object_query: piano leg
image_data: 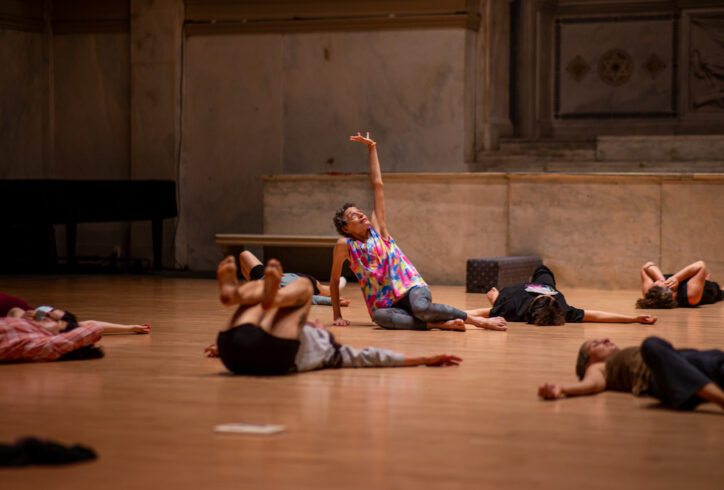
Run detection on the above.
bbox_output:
[66,222,77,268]
[152,218,163,270]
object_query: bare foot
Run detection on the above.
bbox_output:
[217,256,240,306]
[486,287,499,306]
[204,343,219,357]
[261,259,282,310]
[428,318,466,332]
[467,315,507,331]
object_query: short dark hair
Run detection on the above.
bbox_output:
[333,203,357,238]
[59,344,105,361]
[524,296,565,326]
[635,285,677,309]
[575,341,590,380]
[59,311,79,333]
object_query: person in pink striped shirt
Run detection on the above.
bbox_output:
[1,308,149,362]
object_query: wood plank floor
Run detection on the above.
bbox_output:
[1,275,723,490]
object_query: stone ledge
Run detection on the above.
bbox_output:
[597,135,724,162]
[264,172,724,182]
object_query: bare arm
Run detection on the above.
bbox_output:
[538,364,607,399]
[350,132,388,240]
[330,239,351,326]
[82,320,150,334]
[669,261,707,305]
[582,310,657,324]
[403,354,462,367]
[640,261,664,294]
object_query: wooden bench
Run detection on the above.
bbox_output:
[214,234,342,280]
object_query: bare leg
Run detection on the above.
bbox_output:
[465,313,507,331]
[224,261,283,330]
[486,288,499,306]
[261,259,282,310]
[696,382,724,410]
[461,308,507,331]
[218,256,265,306]
[239,250,263,281]
[317,282,331,296]
[427,318,466,331]
[259,276,314,341]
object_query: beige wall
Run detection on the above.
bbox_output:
[53,33,130,179]
[3,0,724,274]
[178,26,471,270]
[264,173,724,288]
[0,28,47,178]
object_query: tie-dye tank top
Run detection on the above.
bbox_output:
[346,227,427,317]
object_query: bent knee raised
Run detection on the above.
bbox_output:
[641,336,670,356]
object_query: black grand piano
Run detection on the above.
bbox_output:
[0,180,177,271]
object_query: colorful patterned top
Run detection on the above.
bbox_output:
[347,227,427,317]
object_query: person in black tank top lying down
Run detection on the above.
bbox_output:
[637,260,724,309]
[537,336,724,411]
[465,265,657,326]
[208,256,463,375]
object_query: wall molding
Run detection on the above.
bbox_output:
[185,0,477,21]
[554,14,678,119]
[0,13,43,32]
[185,13,480,36]
[52,19,129,35]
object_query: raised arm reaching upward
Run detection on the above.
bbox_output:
[350,132,388,240]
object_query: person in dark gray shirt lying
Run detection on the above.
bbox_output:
[538,336,724,411]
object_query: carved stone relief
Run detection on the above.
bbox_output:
[598,49,633,86]
[689,16,724,111]
[642,53,666,80]
[556,16,674,118]
[566,55,590,82]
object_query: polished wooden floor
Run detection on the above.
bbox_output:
[1,275,723,490]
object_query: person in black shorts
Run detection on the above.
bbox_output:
[538,336,724,412]
[465,265,657,326]
[211,256,463,375]
[637,260,724,309]
[238,251,351,307]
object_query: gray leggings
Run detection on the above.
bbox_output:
[372,286,466,330]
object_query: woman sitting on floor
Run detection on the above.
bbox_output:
[537,336,724,411]
[466,265,657,326]
[207,256,462,375]
[328,132,506,332]
[637,261,724,309]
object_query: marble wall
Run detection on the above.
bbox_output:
[178,34,284,271]
[264,173,724,288]
[179,28,470,270]
[281,30,467,175]
[53,33,130,179]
